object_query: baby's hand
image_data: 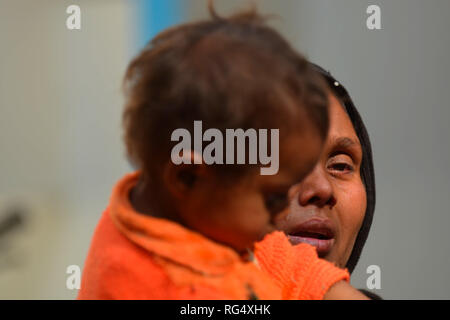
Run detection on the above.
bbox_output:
[253,231,351,300]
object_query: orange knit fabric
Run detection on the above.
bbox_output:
[77,172,349,300]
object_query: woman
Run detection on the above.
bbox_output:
[274,64,379,299]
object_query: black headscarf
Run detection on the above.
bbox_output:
[311,63,376,275]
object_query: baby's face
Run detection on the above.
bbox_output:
[176,128,324,254]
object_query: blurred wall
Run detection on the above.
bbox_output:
[0,0,134,299]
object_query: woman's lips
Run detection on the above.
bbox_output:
[286,219,336,256]
[287,235,335,255]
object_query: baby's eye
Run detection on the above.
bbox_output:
[264,192,288,215]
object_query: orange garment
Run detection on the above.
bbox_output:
[78,172,349,300]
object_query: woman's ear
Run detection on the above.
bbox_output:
[163,150,208,199]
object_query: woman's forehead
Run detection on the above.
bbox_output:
[328,94,360,144]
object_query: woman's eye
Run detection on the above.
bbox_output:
[327,155,355,175]
[264,192,288,215]
[331,163,353,172]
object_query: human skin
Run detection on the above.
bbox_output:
[130,93,369,299]
[275,93,369,299]
[274,93,367,269]
[130,106,325,254]
[324,279,369,300]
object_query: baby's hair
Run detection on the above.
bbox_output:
[123,3,329,185]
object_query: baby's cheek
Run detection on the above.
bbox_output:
[247,212,273,240]
[228,206,269,243]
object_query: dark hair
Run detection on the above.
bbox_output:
[122,7,329,185]
[311,63,376,275]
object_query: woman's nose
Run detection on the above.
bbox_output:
[294,165,336,208]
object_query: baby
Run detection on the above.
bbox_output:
[78,6,359,300]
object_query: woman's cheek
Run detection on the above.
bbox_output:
[335,179,366,267]
[338,182,367,265]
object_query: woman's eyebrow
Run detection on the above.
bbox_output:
[330,136,363,160]
[334,137,360,149]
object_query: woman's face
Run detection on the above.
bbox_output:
[274,93,367,268]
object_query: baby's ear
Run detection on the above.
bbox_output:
[162,150,208,199]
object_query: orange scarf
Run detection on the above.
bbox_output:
[78,172,349,300]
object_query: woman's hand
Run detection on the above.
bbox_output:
[323,281,370,300]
